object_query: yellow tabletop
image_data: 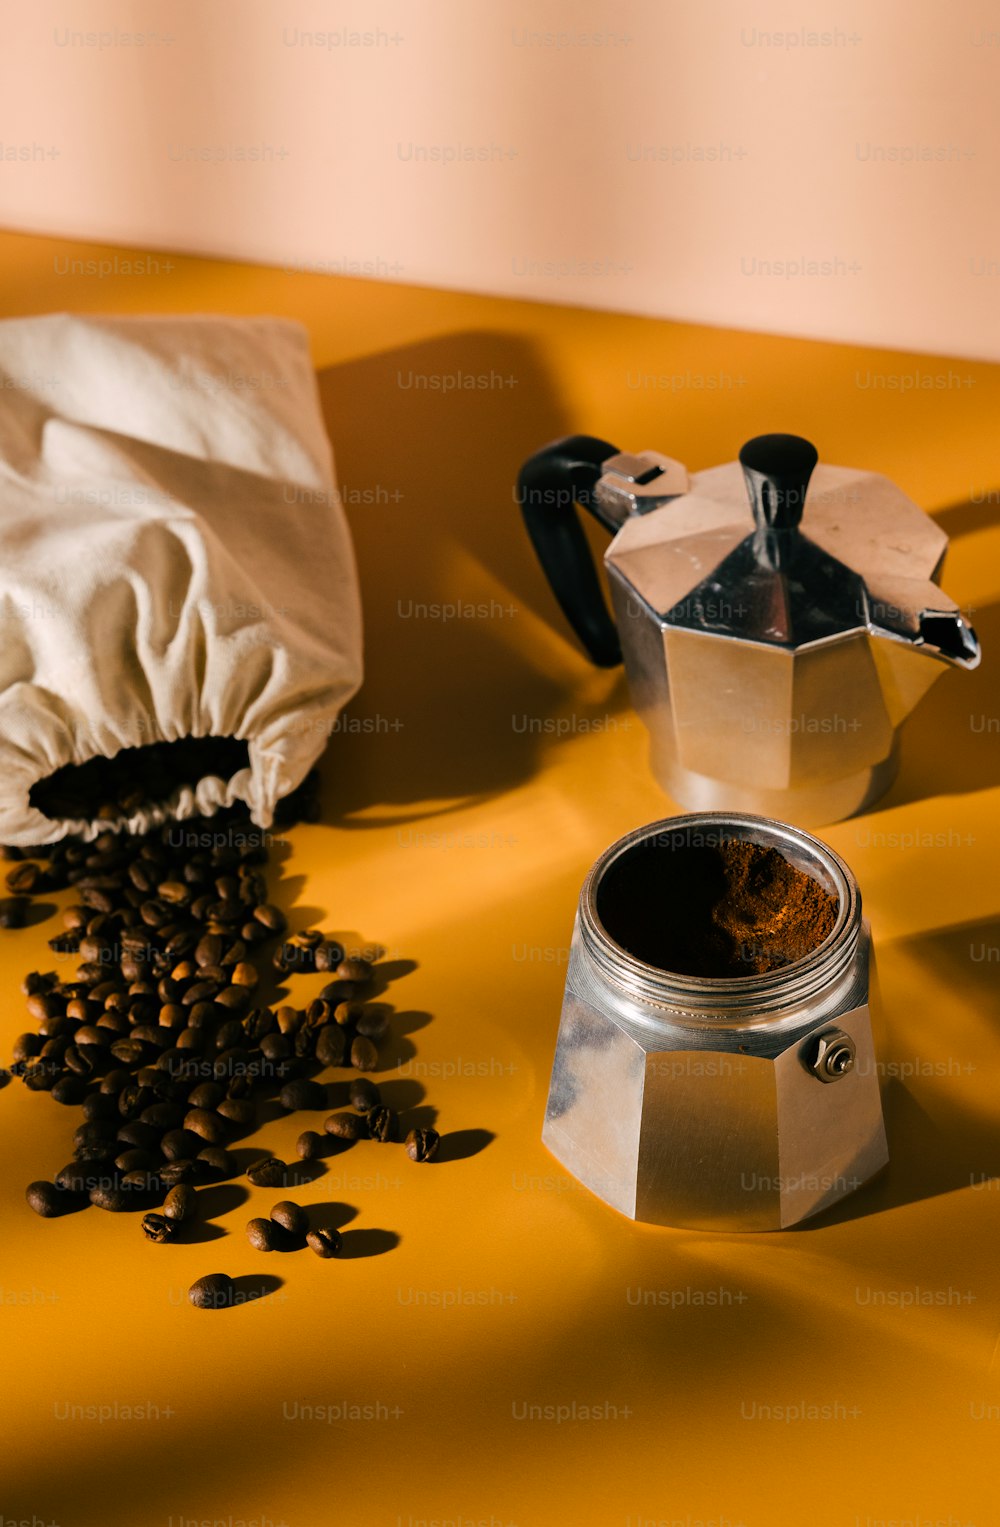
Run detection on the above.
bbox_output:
[2,229,999,1527]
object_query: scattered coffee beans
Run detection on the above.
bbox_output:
[7,774,458,1303]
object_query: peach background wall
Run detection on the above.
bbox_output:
[1,0,999,360]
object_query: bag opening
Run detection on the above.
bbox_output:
[29,737,251,827]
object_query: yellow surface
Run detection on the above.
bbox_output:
[1,229,999,1527]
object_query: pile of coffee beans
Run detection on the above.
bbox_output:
[245,1197,333,1255]
[5,772,446,1302]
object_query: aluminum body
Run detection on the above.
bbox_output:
[542,814,888,1231]
[602,457,980,825]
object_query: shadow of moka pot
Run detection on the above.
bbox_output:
[517,433,981,824]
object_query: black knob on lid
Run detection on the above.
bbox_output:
[739,433,818,532]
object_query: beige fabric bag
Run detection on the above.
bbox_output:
[0,312,362,845]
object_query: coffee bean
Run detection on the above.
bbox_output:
[26,1180,71,1216]
[216,1097,256,1128]
[51,1074,87,1105]
[270,1200,308,1237]
[230,962,258,988]
[196,1146,235,1179]
[313,940,345,973]
[121,1169,160,1192]
[7,862,49,895]
[368,1106,399,1143]
[194,933,223,968]
[334,1002,363,1028]
[259,1032,291,1062]
[110,1037,147,1067]
[241,1008,274,1044]
[306,1227,342,1258]
[26,993,63,1023]
[182,980,220,1007]
[295,1130,324,1161]
[254,904,287,933]
[356,1010,390,1042]
[274,940,315,975]
[141,1102,184,1131]
[350,1037,378,1072]
[12,1032,40,1063]
[161,1128,204,1160]
[187,1001,220,1030]
[116,1121,161,1152]
[213,1020,244,1056]
[184,1108,228,1144]
[405,1127,441,1163]
[246,1216,280,1251]
[337,958,373,985]
[213,1046,253,1080]
[187,1081,225,1109]
[158,1159,202,1187]
[23,1062,58,1092]
[142,1212,178,1242]
[0,896,29,929]
[100,1067,132,1095]
[275,1006,302,1036]
[116,1148,154,1174]
[82,1091,116,1121]
[48,932,81,953]
[55,1161,98,1192]
[317,1020,348,1068]
[304,999,333,1030]
[75,1120,116,1150]
[324,1112,368,1141]
[119,1082,156,1119]
[188,1272,234,1309]
[163,1184,195,1222]
[318,979,356,1006]
[348,1078,380,1113]
[90,1182,134,1212]
[246,1156,286,1187]
[279,1078,326,1112]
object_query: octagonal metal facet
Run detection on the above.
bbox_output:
[544,921,887,1233]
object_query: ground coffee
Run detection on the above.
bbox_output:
[596,837,838,978]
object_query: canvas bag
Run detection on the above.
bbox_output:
[0,312,362,845]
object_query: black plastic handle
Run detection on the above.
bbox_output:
[517,434,622,666]
[739,433,818,532]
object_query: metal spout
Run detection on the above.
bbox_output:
[866,579,981,669]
